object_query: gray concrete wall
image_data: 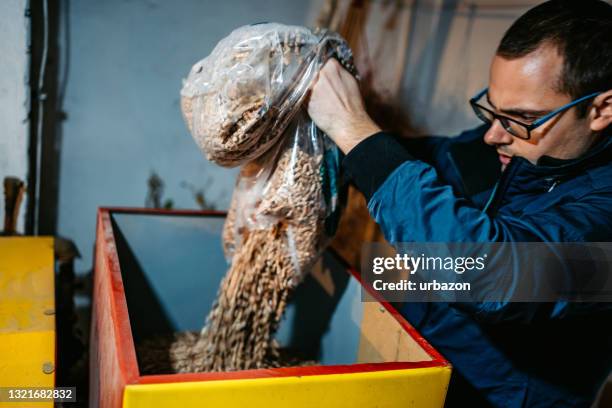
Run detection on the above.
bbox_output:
[57,0,311,272]
[0,0,29,232]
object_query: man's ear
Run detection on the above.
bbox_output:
[590,89,612,132]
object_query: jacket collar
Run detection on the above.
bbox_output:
[518,128,612,177]
[484,128,611,214]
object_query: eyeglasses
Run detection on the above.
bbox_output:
[469,87,601,140]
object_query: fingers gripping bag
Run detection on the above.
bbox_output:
[176,23,354,372]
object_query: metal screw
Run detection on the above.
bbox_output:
[42,362,54,374]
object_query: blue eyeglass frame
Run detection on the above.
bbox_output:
[470,87,602,140]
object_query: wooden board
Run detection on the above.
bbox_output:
[358,302,431,363]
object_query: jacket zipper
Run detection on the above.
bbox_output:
[483,160,520,216]
[547,179,560,192]
[482,181,499,213]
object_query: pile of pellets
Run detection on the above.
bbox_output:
[138,24,353,374]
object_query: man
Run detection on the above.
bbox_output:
[307,0,612,406]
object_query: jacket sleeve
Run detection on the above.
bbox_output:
[342,131,612,323]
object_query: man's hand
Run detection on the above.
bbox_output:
[307,59,381,154]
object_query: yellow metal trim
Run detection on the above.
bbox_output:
[0,238,55,408]
[124,366,451,408]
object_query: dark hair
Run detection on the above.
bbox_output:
[497,0,612,117]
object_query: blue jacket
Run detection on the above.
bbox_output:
[342,125,612,407]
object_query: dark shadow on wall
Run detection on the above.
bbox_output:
[110,214,176,342]
[287,251,351,361]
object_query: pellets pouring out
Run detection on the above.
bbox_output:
[140,23,353,373]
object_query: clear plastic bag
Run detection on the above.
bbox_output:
[181,23,354,282]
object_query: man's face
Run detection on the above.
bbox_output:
[484,44,595,170]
